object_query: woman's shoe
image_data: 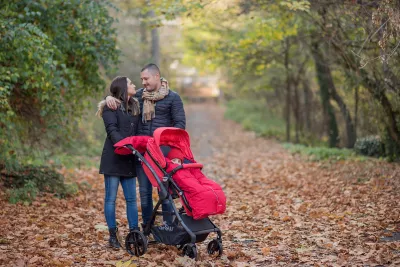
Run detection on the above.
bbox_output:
[108,227,121,249]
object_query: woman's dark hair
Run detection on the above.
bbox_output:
[109,76,140,116]
[110,76,129,103]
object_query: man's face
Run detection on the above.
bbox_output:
[141,69,160,91]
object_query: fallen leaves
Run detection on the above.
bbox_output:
[1,103,400,266]
[115,259,137,267]
[261,247,270,256]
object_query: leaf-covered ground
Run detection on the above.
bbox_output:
[1,103,399,266]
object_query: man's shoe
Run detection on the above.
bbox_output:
[141,222,150,233]
[129,227,140,233]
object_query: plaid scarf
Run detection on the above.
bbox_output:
[142,77,169,123]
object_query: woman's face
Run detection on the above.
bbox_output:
[127,78,136,97]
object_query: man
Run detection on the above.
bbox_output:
[106,63,186,227]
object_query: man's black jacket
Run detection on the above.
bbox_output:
[136,88,186,136]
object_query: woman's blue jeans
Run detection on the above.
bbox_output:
[104,175,138,229]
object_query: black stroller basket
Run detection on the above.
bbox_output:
[123,145,223,260]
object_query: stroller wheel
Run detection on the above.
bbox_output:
[182,243,197,259]
[207,239,223,256]
[125,230,147,256]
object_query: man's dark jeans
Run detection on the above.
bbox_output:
[136,146,173,225]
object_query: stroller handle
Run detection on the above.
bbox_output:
[123,145,168,199]
[125,144,136,154]
[182,163,203,169]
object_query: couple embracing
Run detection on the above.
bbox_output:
[97,63,185,249]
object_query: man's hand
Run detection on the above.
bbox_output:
[105,96,121,110]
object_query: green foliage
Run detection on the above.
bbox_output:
[280,0,310,12]
[23,151,100,169]
[225,99,286,140]
[1,162,78,204]
[354,136,385,158]
[353,132,400,162]
[0,0,119,161]
[180,0,400,161]
[8,180,39,205]
[182,0,304,85]
[283,143,361,161]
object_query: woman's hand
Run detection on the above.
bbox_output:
[106,96,121,110]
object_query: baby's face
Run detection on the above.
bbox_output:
[171,158,182,165]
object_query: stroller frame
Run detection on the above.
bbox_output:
[124,143,223,259]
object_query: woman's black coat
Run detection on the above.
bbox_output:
[99,105,139,177]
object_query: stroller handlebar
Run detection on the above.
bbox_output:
[182,163,203,169]
[124,144,136,154]
[127,146,168,200]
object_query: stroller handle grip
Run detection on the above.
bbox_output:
[182,163,203,169]
[124,144,135,153]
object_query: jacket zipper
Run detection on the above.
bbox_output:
[150,120,153,136]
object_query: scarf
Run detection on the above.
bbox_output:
[142,77,169,123]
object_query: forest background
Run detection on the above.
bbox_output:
[1,0,400,202]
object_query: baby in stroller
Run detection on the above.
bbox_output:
[163,146,226,220]
[166,147,184,165]
[114,127,226,259]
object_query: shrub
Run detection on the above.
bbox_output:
[8,180,39,204]
[354,136,385,158]
[1,163,78,203]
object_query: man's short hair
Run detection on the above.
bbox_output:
[141,63,161,76]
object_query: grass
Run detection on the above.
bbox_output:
[283,143,368,161]
[225,99,287,140]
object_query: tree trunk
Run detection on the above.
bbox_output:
[292,81,301,143]
[303,79,312,132]
[140,19,147,45]
[284,39,291,142]
[329,84,356,148]
[313,46,356,148]
[311,42,339,147]
[149,10,160,66]
[361,71,400,143]
[354,86,358,139]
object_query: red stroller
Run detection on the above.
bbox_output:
[114,127,225,259]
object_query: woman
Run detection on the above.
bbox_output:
[97,76,140,249]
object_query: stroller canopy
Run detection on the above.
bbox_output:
[151,127,194,163]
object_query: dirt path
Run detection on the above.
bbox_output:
[185,103,221,160]
[1,103,399,266]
